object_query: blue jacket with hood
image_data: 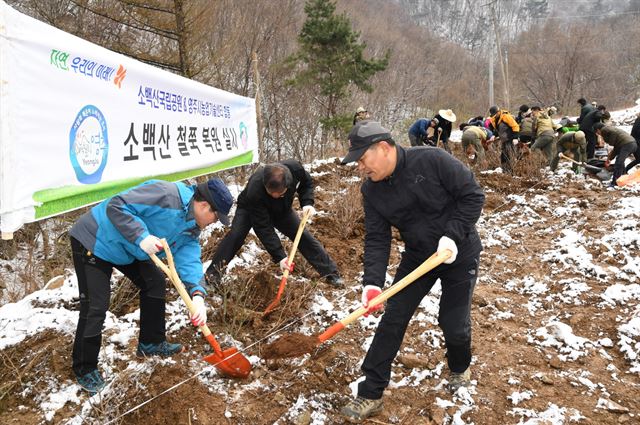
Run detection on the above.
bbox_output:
[69,179,207,296]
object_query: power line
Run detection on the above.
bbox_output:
[532,9,640,20]
[506,47,635,56]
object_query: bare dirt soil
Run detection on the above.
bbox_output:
[1,154,639,424]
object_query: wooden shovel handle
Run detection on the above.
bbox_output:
[318,250,451,343]
[282,208,311,279]
[558,152,580,165]
[262,209,312,316]
[150,239,223,356]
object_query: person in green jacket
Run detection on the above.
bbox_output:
[558,116,580,134]
[550,131,586,172]
[459,123,494,168]
[594,123,637,186]
[531,106,559,166]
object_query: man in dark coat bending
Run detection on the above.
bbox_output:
[339,120,485,422]
[206,160,342,287]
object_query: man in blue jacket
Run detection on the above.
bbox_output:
[408,117,439,147]
[68,178,232,394]
[339,121,485,422]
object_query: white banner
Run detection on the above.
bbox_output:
[0,1,259,235]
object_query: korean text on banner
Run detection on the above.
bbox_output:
[0,0,259,235]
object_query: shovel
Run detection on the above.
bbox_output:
[263,208,311,317]
[263,250,452,359]
[150,239,251,378]
[435,128,443,149]
[318,250,451,343]
[558,152,603,174]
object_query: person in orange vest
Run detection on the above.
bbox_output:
[488,106,520,173]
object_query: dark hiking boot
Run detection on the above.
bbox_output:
[341,396,383,423]
[76,369,105,395]
[448,367,471,393]
[325,274,344,288]
[136,341,184,358]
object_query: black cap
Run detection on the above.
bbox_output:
[341,120,392,165]
[489,106,499,115]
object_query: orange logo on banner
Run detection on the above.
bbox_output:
[114,64,126,88]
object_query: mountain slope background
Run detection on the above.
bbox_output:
[6,0,640,162]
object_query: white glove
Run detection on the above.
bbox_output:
[437,127,443,133]
[139,235,163,256]
[279,257,294,272]
[361,285,383,316]
[437,236,458,264]
[190,295,207,327]
[302,205,316,218]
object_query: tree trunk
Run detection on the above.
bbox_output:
[173,0,191,78]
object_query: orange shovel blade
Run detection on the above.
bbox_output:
[263,274,288,317]
[203,347,251,379]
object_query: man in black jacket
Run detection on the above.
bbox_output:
[576,98,595,125]
[339,121,485,422]
[206,160,342,287]
[626,111,640,173]
[433,109,457,153]
[579,104,606,159]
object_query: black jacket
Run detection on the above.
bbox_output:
[631,116,640,142]
[579,109,603,133]
[361,146,485,287]
[433,114,452,144]
[237,159,314,262]
[577,104,595,124]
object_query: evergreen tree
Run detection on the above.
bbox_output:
[288,0,389,153]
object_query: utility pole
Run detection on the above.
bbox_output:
[488,31,494,108]
[489,1,510,110]
[251,51,264,159]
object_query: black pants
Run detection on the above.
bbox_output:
[624,141,640,172]
[612,143,638,185]
[70,237,167,376]
[358,253,479,400]
[208,208,338,279]
[500,138,516,173]
[585,130,597,159]
[408,133,424,147]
